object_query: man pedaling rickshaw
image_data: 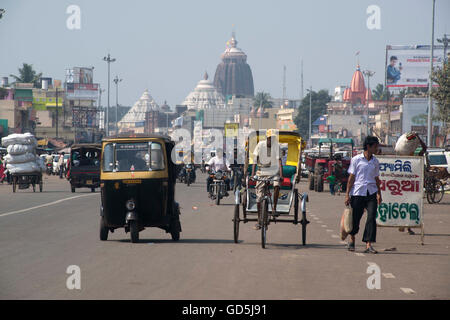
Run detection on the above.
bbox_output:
[251,129,283,230]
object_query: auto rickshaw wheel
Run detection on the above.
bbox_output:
[129,220,139,243]
[100,216,108,241]
[170,219,180,241]
[294,189,299,223]
[233,204,240,243]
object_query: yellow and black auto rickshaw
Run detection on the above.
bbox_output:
[99,134,181,243]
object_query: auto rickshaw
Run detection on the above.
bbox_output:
[99,134,181,243]
[234,130,309,248]
[67,144,101,192]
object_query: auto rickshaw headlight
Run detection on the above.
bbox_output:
[215,172,223,180]
[126,200,136,211]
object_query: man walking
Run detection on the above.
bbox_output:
[345,136,382,254]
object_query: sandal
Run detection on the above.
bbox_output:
[364,246,378,254]
[347,242,355,251]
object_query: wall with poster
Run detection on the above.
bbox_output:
[386,45,444,88]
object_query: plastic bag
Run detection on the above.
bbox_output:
[7,144,35,155]
[340,206,353,240]
[4,153,37,164]
[6,161,40,174]
[394,132,420,156]
[1,133,37,147]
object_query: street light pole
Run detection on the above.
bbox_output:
[113,75,122,134]
[427,0,435,147]
[306,86,312,146]
[103,53,116,136]
[363,70,375,137]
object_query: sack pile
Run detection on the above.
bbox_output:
[1,133,45,174]
[394,132,421,156]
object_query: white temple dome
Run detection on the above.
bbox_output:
[118,89,159,133]
[182,72,225,110]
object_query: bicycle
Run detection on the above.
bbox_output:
[250,175,278,249]
[425,174,444,204]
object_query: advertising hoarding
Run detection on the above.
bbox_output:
[66,67,94,84]
[72,107,98,128]
[386,45,444,88]
[66,83,99,100]
[376,155,424,243]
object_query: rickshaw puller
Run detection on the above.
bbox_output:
[251,129,283,230]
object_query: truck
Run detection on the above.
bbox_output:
[305,138,354,192]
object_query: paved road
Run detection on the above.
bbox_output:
[0,173,449,299]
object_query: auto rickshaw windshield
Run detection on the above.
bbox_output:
[102,142,165,172]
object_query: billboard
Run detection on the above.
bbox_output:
[376,155,424,228]
[65,67,94,84]
[66,83,99,100]
[386,45,444,88]
[72,107,98,128]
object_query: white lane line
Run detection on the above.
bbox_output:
[355,253,365,257]
[321,225,327,228]
[340,241,347,244]
[331,235,339,238]
[0,194,97,218]
[383,273,396,279]
[313,217,319,220]
[400,288,416,294]
[326,229,333,232]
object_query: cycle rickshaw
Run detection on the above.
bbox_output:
[233,130,309,248]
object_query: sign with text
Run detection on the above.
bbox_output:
[376,155,424,227]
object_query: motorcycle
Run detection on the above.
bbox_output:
[46,163,53,176]
[184,163,195,186]
[209,170,229,205]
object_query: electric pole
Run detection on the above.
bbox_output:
[113,75,122,134]
[427,0,435,147]
[437,34,449,64]
[363,70,375,137]
[103,53,116,136]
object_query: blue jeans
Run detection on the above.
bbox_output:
[330,184,335,195]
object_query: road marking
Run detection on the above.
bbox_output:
[383,273,396,279]
[331,235,339,238]
[313,217,319,220]
[340,241,346,244]
[326,229,333,232]
[400,288,416,294]
[0,194,96,218]
[355,253,365,257]
[321,225,327,228]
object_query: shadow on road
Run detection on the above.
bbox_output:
[114,238,236,244]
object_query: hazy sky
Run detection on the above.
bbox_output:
[0,0,449,107]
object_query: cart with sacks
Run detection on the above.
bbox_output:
[1,133,45,192]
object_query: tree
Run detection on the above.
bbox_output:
[9,63,42,88]
[293,89,332,141]
[372,83,387,101]
[431,62,450,145]
[253,92,273,109]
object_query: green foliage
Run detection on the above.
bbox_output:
[293,89,331,140]
[372,83,387,101]
[9,63,42,88]
[431,63,450,131]
[253,92,273,109]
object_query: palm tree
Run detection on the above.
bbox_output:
[10,63,42,88]
[372,83,386,101]
[253,92,273,109]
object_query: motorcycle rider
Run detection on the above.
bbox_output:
[45,151,53,174]
[182,151,196,183]
[206,148,231,196]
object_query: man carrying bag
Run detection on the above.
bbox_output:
[344,136,382,254]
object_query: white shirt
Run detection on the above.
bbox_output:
[348,153,380,196]
[207,156,230,172]
[253,140,281,176]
